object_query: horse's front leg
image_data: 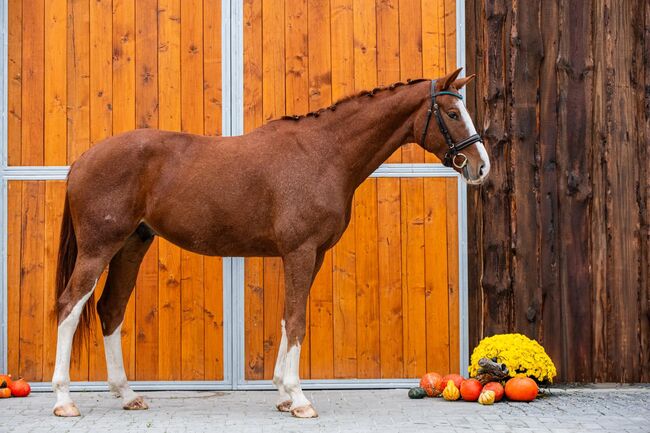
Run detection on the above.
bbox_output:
[274,246,320,418]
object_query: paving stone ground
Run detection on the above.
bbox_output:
[2,387,649,433]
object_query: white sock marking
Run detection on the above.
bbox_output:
[272,320,291,405]
[104,322,138,404]
[52,286,95,410]
[284,343,311,409]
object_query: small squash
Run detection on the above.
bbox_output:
[478,390,496,405]
[408,387,427,399]
[0,387,10,398]
[505,375,538,402]
[435,374,465,395]
[442,380,460,401]
[419,372,443,397]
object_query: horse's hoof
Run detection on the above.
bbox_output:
[291,404,318,418]
[53,403,81,417]
[276,400,292,412]
[123,396,149,410]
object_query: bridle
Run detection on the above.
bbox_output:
[420,79,482,169]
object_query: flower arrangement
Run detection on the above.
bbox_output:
[468,333,557,383]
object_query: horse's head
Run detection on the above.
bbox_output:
[416,68,490,185]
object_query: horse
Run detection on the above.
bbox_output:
[51,67,490,418]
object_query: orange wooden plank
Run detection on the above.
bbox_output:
[309,251,334,378]
[332,207,357,378]
[446,178,460,373]
[20,182,46,380]
[204,256,224,380]
[67,0,90,163]
[44,0,67,165]
[158,239,182,380]
[330,0,354,101]
[21,0,44,165]
[377,177,404,378]
[443,0,456,72]
[286,0,309,117]
[399,0,424,163]
[180,0,205,381]
[7,182,22,373]
[262,0,285,123]
[401,178,427,377]
[376,0,401,162]
[422,0,445,164]
[354,180,381,378]
[43,182,67,379]
[112,0,136,378]
[243,0,263,133]
[157,0,182,382]
[133,0,159,382]
[424,178,450,373]
[204,0,222,137]
[263,258,285,379]
[7,0,22,165]
[245,258,265,380]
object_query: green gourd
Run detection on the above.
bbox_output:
[408,387,427,399]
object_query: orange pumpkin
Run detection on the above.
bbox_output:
[419,372,443,397]
[0,374,12,388]
[0,388,10,398]
[505,376,538,402]
[8,378,30,398]
[483,382,505,402]
[460,379,483,401]
[436,374,465,395]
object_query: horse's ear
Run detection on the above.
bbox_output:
[452,74,476,89]
[438,67,463,90]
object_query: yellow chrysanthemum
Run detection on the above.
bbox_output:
[468,333,557,383]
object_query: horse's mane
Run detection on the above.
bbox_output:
[278,78,428,121]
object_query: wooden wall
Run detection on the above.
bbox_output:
[6,0,225,382]
[465,0,650,382]
[242,0,461,380]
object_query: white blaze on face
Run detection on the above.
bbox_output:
[104,322,138,404]
[52,285,95,410]
[456,98,490,183]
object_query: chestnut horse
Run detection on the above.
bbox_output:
[51,68,489,417]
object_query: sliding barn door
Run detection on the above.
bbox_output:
[5,0,226,383]
[242,0,462,381]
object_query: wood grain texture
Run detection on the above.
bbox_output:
[465,0,650,382]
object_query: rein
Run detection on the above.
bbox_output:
[420,79,482,168]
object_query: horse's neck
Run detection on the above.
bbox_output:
[312,82,428,188]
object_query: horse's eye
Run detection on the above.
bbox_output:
[448,111,458,120]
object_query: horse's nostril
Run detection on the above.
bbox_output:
[479,164,485,177]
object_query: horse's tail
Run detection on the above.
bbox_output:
[55,192,95,350]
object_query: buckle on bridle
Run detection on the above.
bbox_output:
[452,153,468,169]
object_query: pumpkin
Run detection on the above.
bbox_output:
[435,374,465,394]
[0,388,11,398]
[8,378,30,398]
[460,378,483,401]
[482,382,504,402]
[419,372,443,397]
[408,387,427,399]
[505,375,538,402]
[442,380,460,401]
[478,390,496,405]
[0,374,12,389]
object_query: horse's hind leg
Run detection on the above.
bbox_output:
[97,225,154,410]
[53,255,112,417]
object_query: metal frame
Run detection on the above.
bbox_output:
[0,0,470,390]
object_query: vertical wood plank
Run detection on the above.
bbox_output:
[445,178,459,373]
[245,258,265,379]
[309,252,334,378]
[399,0,424,163]
[243,0,263,134]
[443,0,456,70]
[157,0,182,381]
[424,178,450,374]
[20,182,46,380]
[7,0,22,165]
[330,0,354,101]
[44,0,67,165]
[204,0,222,137]
[376,0,401,162]
[67,0,90,163]
[354,180,381,378]
[204,256,223,380]
[21,0,45,165]
[401,178,427,377]
[7,182,22,373]
[377,177,404,378]
[422,0,445,164]
[263,258,284,379]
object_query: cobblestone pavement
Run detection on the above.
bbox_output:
[2,387,649,433]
